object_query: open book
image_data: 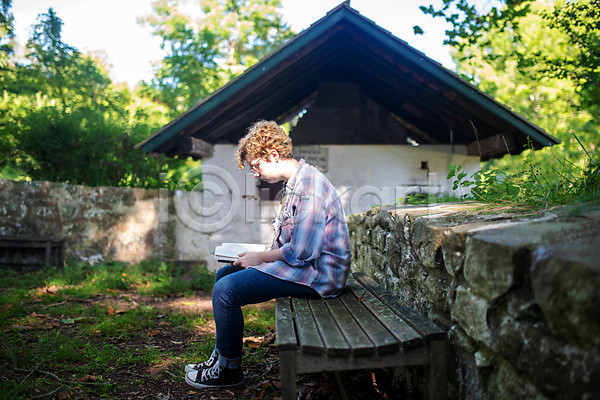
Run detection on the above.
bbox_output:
[213,243,267,263]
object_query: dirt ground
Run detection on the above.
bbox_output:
[2,293,407,400]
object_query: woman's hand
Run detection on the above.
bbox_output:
[233,251,263,268]
[232,249,284,268]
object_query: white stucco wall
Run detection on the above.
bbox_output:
[180,143,480,270]
[325,144,480,215]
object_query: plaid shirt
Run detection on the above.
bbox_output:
[251,160,351,298]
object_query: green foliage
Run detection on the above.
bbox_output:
[0,6,194,188]
[398,192,463,206]
[421,0,599,200]
[141,0,294,114]
[43,259,215,298]
[0,0,14,68]
[525,0,600,109]
[2,1,292,188]
[419,0,534,54]
[448,137,600,209]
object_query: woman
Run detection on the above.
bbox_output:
[185,120,351,389]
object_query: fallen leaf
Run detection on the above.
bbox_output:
[45,285,58,295]
[106,305,115,316]
[188,390,198,395]
[3,303,12,309]
[79,374,99,382]
[147,329,161,337]
[243,336,263,348]
[40,322,61,330]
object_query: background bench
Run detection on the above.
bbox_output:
[275,272,446,400]
[0,237,65,267]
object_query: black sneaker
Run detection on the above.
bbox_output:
[184,351,219,373]
[185,361,244,389]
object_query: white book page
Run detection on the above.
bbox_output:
[214,243,267,262]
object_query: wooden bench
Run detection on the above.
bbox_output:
[275,272,446,400]
[0,237,65,266]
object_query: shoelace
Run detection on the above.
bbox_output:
[199,362,221,381]
[195,353,217,369]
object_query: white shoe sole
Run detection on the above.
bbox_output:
[184,373,244,389]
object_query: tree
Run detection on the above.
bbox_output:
[0,0,14,68]
[1,7,184,188]
[417,0,599,178]
[418,0,599,111]
[141,0,294,114]
[526,0,600,109]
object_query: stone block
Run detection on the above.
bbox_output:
[531,237,600,349]
[495,360,548,400]
[425,273,450,316]
[374,208,394,230]
[410,219,448,271]
[451,285,493,346]
[447,325,488,400]
[464,220,587,301]
[372,227,387,251]
[441,221,490,277]
[494,315,600,399]
[463,235,517,302]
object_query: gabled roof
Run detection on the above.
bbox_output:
[137,2,559,158]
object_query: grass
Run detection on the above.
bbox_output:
[395,133,599,210]
[0,260,277,399]
[438,134,600,211]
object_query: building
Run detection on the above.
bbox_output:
[136,3,559,268]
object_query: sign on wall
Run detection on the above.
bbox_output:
[294,145,329,172]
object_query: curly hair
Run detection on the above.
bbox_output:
[236,120,294,169]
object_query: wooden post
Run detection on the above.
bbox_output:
[279,350,297,400]
[428,340,447,399]
[177,136,214,159]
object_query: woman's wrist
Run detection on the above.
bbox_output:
[261,248,284,263]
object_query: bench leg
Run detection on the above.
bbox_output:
[428,340,447,399]
[279,350,297,400]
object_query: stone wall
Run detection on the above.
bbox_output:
[348,202,600,400]
[0,179,212,266]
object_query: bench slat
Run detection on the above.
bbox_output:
[353,273,445,341]
[307,299,351,356]
[323,296,375,356]
[275,298,297,351]
[276,272,447,400]
[346,275,423,349]
[338,289,399,354]
[291,298,326,354]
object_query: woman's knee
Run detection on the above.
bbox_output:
[212,275,241,307]
[215,264,243,283]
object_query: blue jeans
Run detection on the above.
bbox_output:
[212,264,320,368]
